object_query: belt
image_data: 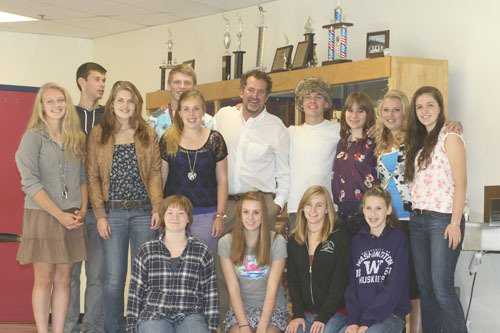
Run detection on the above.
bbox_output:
[338,212,363,220]
[105,200,149,210]
[412,209,434,215]
[228,192,273,202]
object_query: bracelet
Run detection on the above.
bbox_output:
[239,324,250,328]
[216,212,227,219]
[450,222,460,228]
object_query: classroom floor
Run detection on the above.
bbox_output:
[0,323,37,333]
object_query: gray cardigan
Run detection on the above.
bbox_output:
[15,130,86,211]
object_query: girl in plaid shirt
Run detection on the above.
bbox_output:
[126,195,219,333]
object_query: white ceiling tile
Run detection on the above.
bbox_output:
[0,0,277,38]
[37,0,154,16]
[112,13,181,27]
[56,16,145,34]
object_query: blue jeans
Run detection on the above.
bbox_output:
[102,205,158,333]
[409,211,466,333]
[339,314,404,333]
[65,210,104,333]
[138,314,208,333]
[297,312,346,333]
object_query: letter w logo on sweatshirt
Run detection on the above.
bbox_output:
[363,259,384,275]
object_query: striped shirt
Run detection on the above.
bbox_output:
[126,235,219,333]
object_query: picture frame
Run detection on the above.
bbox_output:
[291,41,312,70]
[366,30,390,58]
[183,59,195,69]
[271,45,294,72]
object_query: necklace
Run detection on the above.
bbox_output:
[50,139,68,199]
[186,149,198,181]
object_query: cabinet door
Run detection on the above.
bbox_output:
[0,85,37,322]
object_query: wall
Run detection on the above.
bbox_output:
[0,31,92,99]
[1,0,499,330]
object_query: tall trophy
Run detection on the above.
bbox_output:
[222,14,232,81]
[255,4,267,71]
[303,17,318,67]
[159,28,174,90]
[322,0,353,65]
[233,14,245,79]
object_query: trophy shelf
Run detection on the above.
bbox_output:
[146,56,448,116]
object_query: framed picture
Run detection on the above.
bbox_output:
[183,59,195,69]
[366,30,390,58]
[271,45,294,72]
[291,41,312,70]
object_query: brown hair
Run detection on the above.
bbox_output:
[374,90,410,156]
[76,62,107,91]
[362,186,399,228]
[99,81,150,146]
[405,86,446,182]
[167,64,197,86]
[292,185,335,245]
[162,89,206,157]
[339,91,376,142]
[240,70,273,96]
[159,195,194,231]
[230,192,272,266]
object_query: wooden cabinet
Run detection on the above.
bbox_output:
[146,56,448,120]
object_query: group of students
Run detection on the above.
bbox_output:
[14,61,467,333]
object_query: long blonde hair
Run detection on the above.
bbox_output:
[292,185,335,245]
[26,82,85,160]
[374,90,410,156]
[230,192,272,267]
[163,89,206,157]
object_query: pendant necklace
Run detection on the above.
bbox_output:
[51,139,68,199]
[186,149,198,181]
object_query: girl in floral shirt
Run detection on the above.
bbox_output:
[332,92,379,237]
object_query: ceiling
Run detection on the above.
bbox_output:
[0,0,272,39]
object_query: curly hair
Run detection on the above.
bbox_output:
[240,70,273,96]
[374,90,410,156]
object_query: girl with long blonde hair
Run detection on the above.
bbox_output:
[286,185,350,333]
[15,83,88,333]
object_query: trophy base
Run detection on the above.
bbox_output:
[322,59,352,66]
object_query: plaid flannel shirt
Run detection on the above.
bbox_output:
[126,234,219,333]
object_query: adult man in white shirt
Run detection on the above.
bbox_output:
[287,77,341,230]
[214,69,289,231]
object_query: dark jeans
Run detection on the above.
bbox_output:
[336,201,366,238]
[409,210,466,333]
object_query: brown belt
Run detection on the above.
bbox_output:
[105,199,149,210]
[228,192,273,202]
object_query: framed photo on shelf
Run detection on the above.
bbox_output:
[271,45,294,72]
[366,30,390,58]
[291,41,312,70]
[183,59,195,69]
